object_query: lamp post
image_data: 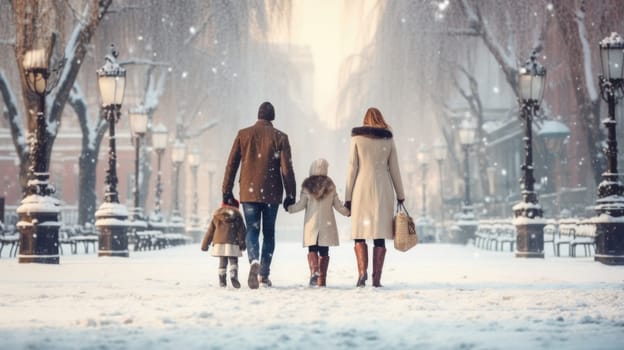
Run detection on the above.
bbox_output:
[17,47,64,264]
[417,145,429,217]
[537,120,570,217]
[150,123,168,225]
[94,44,129,257]
[454,116,478,244]
[433,141,447,230]
[416,145,436,242]
[169,139,186,233]
[128,109,148,234]
[593,32,624,265]
[513,51,547,259]
[186,148,202,242]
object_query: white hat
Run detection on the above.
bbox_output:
[309,158,329,176]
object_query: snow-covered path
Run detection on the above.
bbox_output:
[1,242,623,349]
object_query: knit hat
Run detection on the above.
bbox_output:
[309,158,329,176]
[258,101,275,121]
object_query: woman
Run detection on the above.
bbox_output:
[345,107,405,287]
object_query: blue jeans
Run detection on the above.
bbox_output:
[242,202,279,278]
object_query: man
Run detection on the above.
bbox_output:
[222,101,296,289]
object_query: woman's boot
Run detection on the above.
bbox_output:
[307,252,320,286]
[372,247,386,287]
[354,242,368,287]
[318,256,330,287]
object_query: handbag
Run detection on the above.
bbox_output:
[393,202,418,252]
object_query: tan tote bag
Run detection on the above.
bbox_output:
[393,202,418,252]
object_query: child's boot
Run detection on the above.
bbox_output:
[307,252,319,286]
[218,268,227,288]
[230,264,241,289]
[318,256,330,287]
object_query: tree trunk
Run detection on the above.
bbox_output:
[78,148,99,225]
[552,0,603,185]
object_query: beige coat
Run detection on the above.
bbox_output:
[288,175,350,247]
[345,127,405,240]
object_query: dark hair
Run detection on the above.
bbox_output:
[258,101,275,121]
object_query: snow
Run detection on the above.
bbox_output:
[0,242,622,349]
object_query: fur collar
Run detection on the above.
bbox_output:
[351,126,393,139]
[213,206,242,222]
[302,175,335,200]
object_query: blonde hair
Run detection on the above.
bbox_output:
[363,107,389,129]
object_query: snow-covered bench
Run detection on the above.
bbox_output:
[0,231,20,258]
[555,219,595,257]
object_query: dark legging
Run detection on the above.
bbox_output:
[354,239,385,248]
[308,245,329,257]
[218,257,238,273]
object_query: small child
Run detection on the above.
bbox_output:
[201,199,246,288]
[287,158,350,287]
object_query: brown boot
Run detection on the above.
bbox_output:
[318,256,330,287]
[372,246,387,287]
[307,252,320,286]
[354,242,368,287]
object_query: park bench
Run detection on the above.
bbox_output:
[0,224,19,258]
[492,220,516,252]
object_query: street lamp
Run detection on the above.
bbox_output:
[17,46,65,264]
[593,32,624,265]
[417,145,429,218]
[128,108,148,233]
[94,44,129,257]
[150,123,168,224]
[538,120,571,217]
[169,139,186,233]
[455,116,478,244]
[513,51,546,259]
[186,147,202,242]
[433,140,447,228]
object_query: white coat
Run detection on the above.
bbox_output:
[288,159,350,247]
[345,126,405,240]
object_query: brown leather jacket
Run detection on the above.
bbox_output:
[222,120,296,204]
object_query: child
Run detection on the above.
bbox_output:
[201,199,246,288]
[287,158,350,287]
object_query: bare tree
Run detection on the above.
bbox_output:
[0,0,113,196]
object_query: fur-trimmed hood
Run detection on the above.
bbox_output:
[302,175,335,200]
[351,126,393,139]
[212,206,242,223]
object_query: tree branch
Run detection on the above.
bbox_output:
[0,70,28,158]
[184,119,220,139]
[118,59,170,67]
[48,0,113,125]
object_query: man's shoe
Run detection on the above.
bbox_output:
[248,261,260,289]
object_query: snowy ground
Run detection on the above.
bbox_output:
[1,240,623,350]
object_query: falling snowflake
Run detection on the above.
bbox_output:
[137,35,144,41]
[181,71,188,79]
[189,26,197,35]
[212,67,218,74]
[362,219,371,226]
[249,187,254,193]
